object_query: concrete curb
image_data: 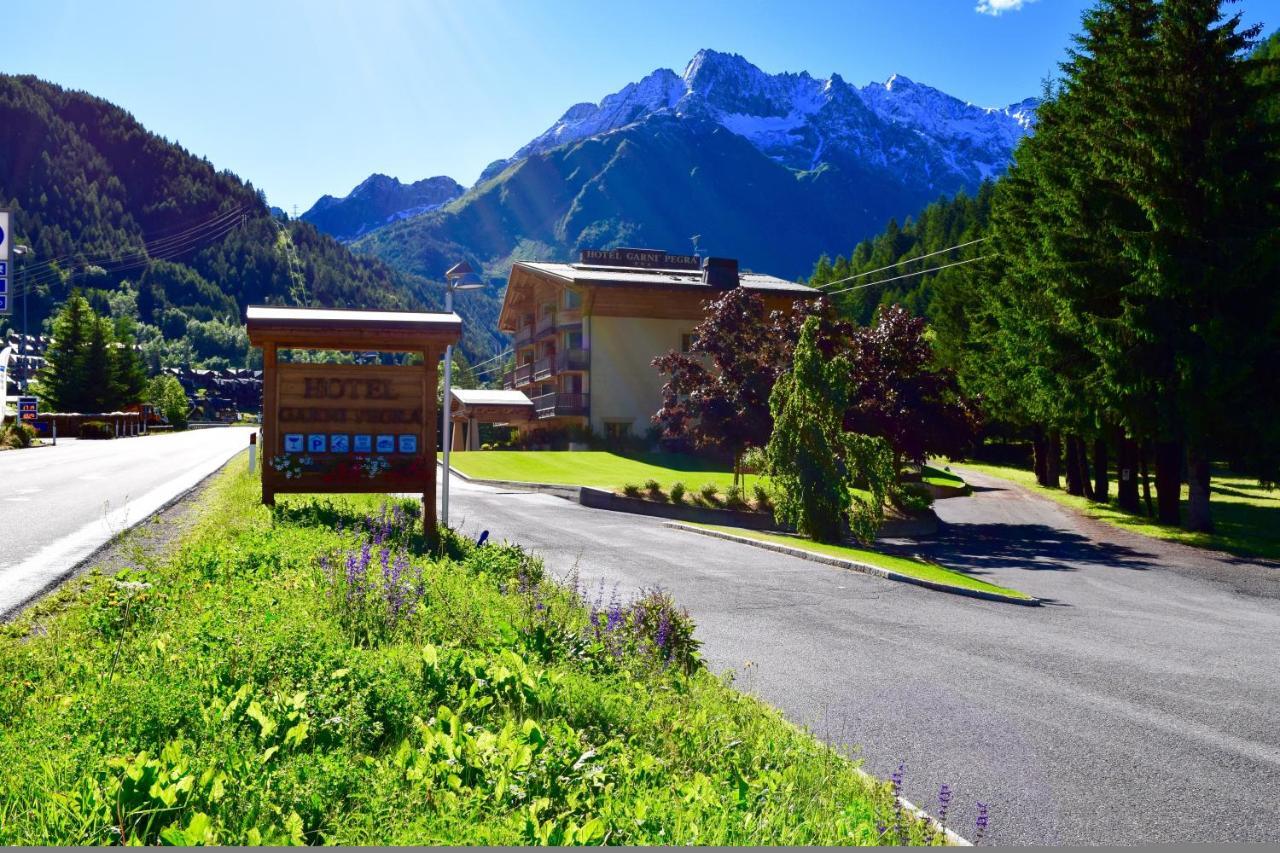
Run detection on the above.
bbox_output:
[442,463,582,501]
[662,521,1041,607]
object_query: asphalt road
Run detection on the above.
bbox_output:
[0,427,253,618]
[444,468,1280,845]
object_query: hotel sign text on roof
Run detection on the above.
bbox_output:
[579,248,700,270]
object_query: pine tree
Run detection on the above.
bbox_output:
[83,316,116,413]
[110,317,149,407]
[1113,0,1280,531]
[39,290,93,412]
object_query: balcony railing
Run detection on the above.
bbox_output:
[535,313,556,337]
[532,355,554,381]
[503,363,534,389]
[532,392,589,418]
[555,348,589,372]
[513,324,534,346]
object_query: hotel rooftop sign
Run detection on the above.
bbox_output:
[579,247,700,270]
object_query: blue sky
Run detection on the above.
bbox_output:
[9,0,1279,215]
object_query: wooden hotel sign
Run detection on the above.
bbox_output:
[246,306,461,538]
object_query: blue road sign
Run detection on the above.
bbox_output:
[353,434,372,453]
[375,434,395,454]
[284,433,304,452]
[329,433,350,453]
[398,434,418,454]
[307,433,327,453]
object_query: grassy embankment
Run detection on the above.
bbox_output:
[0,455,951,845]
[684,523,1030,600]
[951,460,1280,561]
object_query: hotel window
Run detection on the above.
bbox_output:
[564,289,582,309]
[680,332,698,353]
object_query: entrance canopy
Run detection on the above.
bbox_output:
[448,388,533,450]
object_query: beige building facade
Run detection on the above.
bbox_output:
[499,249,818,438]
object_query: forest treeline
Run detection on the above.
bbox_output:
[0,75,502,368]
[811,10,1280,534]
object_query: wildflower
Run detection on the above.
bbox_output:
[938,783,952,829]
[974,802,989,845]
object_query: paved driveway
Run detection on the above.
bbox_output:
[445,468,1280,845]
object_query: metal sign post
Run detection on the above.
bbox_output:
[0,209,11,316]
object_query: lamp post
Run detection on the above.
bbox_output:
[13,245,31,391]
[440,260,485,528]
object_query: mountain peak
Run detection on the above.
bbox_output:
[302,173,463,241]
[884,73,916,91]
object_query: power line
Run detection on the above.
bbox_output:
[814,237,989,291]
[11,214,248,296]
[823,254,994,297]
[15,205,247,279]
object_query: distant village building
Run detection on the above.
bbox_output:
[497,248,819,440]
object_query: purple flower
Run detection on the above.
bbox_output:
[974,802,989,845]
[938,783,952,829]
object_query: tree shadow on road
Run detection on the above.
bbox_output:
[882,521,1159,578]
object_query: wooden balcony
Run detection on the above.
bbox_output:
[503,363,534,389]
[535,312,556,337]
[513,324,534,346]
[532,355,554,381]
[555,348,589,372]
[532,392,589,418]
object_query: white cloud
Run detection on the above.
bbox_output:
[975,0,1036,15]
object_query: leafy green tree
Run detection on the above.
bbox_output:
[765,317,854,543]
[147,375,190,430]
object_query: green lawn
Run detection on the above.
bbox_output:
[0,456,946,845]
[687,523,1031,600]
[921,464,967,489]
[950,459,1280,561]
[445,450,765,493]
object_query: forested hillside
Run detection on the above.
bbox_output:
[0,75,502,367]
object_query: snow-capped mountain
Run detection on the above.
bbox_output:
[350,49,1038,287]
[302,173,463,241]
[479,49,1036,190]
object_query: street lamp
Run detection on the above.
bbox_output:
[440,260,485,528]
[13,245,31,391]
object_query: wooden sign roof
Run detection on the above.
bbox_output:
[246,305,461,352]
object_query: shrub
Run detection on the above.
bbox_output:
[80,419,115,439]
[621,483,642,498]
[894,482,935,515]
[724,484,749,511]
[699,483,721,506]
[146,374,190,430]
[752,482,773,513]
[643,479,667,502]
[0,421,37,449]
[669,482,687,505]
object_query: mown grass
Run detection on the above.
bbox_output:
[951,460,1280,561]
[445,450,767,493]
[921,465,966,490]
[686,523,1031,600]
[0,454,950,845]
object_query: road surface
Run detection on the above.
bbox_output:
[443,467,1280,845]
[0,427,253,618]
